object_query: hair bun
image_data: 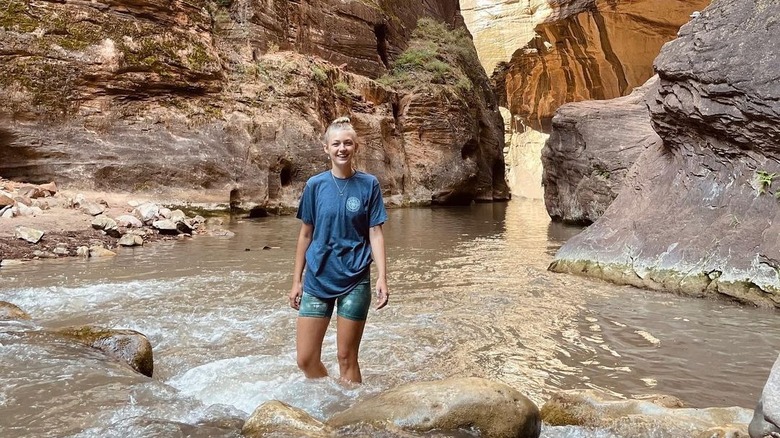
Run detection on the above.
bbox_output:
[331,116,351,125]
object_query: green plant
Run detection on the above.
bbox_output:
[334,81,350,94]
[757,170,777,195]
[311,66,328,84]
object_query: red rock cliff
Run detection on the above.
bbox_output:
[0,0,509,209]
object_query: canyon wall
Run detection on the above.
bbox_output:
[550,0,780,308]
[0,0,508,210]
[475,0,706,200]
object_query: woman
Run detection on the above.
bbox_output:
[288,116,389,383]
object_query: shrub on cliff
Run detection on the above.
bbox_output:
[379,18,475,92]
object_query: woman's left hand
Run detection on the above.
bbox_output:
[375,280,389,310]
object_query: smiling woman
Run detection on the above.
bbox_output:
[287,116,389,384]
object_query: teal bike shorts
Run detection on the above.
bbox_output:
[298,275,371,321]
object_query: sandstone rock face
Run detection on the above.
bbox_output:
[327,377,541,438]
[0,0,507,208]
[542,77,660,223]
[57,326,154,377]
[550,0,780,307]
[476,0,704,199]
[494,0,710,131]
[542,390,752,437]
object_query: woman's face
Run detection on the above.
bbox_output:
[323,129,357,167]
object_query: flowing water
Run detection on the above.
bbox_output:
[1,199,778,437]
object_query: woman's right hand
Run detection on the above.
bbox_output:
[288,283,302,310]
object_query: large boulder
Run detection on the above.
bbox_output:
[542,76,660,223]
[56,326,154,377]
[750,355,780,438]
[543,390,752,437]
[550,0,780,307]
[0,0,507,208]
[327,377,540,438]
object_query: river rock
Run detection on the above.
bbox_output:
[0,193,13,207]
[80,201,105,216]
[134,203,160,224]
[549,0,780,307]
[53,246,70,256]
[243,401,333,438]
[92,215,118,232]
[16,202,37,217]
[76,246,90,257]
[116,214,143,228]
[38,181,57,195]
[14,226,44,243]
[169,209,187,223]
[749,355,780,438]
[89,246,116,257]
[33,250,57,259]
[159,207,172,219]
[1,207,13,218]
[0,259,24,267]
[152,219,179,234]
[56,326,154,377]
[541,390,751,437]
[0,301,31,320]
[327,377,541,438]
[118,234,143,247]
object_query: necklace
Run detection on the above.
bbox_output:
[331,170,353,196]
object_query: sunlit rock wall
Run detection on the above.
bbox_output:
[0,0,509,209]
[482,0,707,200]
[551,0,780,308]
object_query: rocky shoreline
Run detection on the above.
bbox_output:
[0,178,233,266]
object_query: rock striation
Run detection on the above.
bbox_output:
[550,0,780,307]
[0,0,508,209]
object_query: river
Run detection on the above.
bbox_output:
[1,199,777,437]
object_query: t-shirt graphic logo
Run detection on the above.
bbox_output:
[346,196,361,212]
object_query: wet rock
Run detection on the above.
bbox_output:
[749,355,780,438]
[541,390,751,436]
[152,219,179,234]
[76,246,90,257]
[209,229,235,238]
[53,246,70,256]
[243,400,333,438]
[56,326,154,377]
[14,226,44,243]
[134,203,160,224]
[116,215,143,228]
[0,259,25,266]
[80,201,105,216]
[118,234,144,247]
[176,220,193,234]
[89,246,116,257]
[327,377,541,438]
[33,250,57,259]
[0,301,31,320]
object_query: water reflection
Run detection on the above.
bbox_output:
[1,199,778,438]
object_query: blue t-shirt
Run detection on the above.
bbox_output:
[296,170,388,299]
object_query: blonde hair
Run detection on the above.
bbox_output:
[323,116,357,143]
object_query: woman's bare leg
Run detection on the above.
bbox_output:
[296,316,331,378]
[336,316,367,383]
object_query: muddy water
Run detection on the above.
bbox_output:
[1,199,777,437]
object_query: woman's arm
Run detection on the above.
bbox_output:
[289,223,313,309]
[369,224,389,309]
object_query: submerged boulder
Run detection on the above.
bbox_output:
[243,400,333,438]
[56,326,154,377]
[542,390,752,437]
[327,377,540,438]
[0,301,31,320]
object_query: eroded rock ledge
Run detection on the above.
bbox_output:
[550,0,780,308]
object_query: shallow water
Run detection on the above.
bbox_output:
[1,199,777,437]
